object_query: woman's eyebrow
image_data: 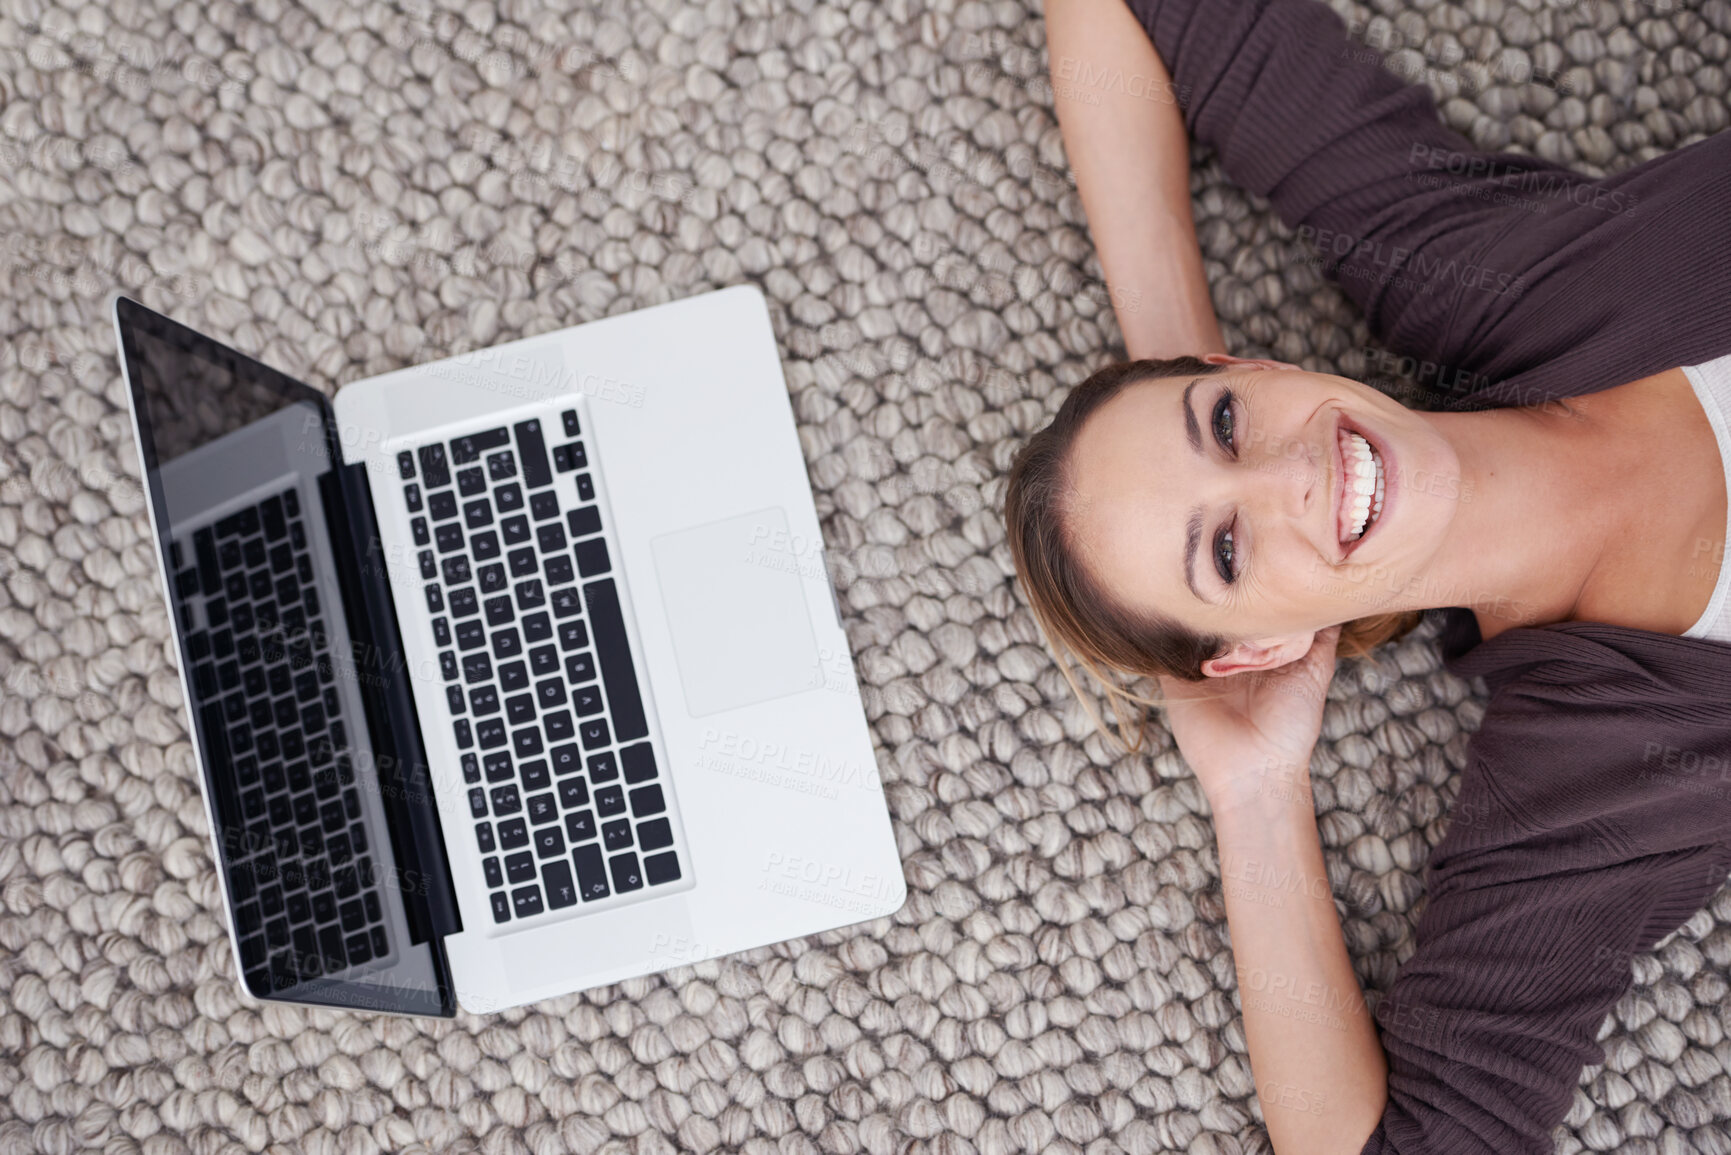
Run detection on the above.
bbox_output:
[1181,378,1211,603]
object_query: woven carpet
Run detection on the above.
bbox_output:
[2,0,1730,1151]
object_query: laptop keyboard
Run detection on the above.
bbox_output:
[170,488,391,996]
[396,407,684,925]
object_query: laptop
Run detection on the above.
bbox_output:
[113,285,907,1017]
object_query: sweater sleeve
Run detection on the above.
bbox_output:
[1356,844,1731,1154]
[1118,0,1731,407]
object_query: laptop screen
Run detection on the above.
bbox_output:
[116,297,454,1016]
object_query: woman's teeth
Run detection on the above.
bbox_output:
[1339,428,1384,544]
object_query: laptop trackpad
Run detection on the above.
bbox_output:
[651,508,822,717]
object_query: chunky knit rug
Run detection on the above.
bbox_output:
[2,0,1730,1151]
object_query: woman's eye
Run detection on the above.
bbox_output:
[1215,524,1237,584]
[1212,391,1236,453]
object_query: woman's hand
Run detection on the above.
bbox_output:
[1156,625,1342,818]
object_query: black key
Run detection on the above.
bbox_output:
[522,613,553,644]
[485,596,515,627]
[398,450,416,479]
[287,892,313,924]
[513,728,544,758]
[425,584,444,613]
[194,527,221,595]
[573,844,609,900]
[530,646,561,676]
[609,852,643,893]
[446,684,466,713]
[501,515,531,545]
[471,530,501,560]
[419,550,438,579]
[543,860,578,909]
[454,719,474,749]
[535,825,566,859]
[311,890,337,924]
[575,538,610,577]
[621,743,657,784]
[484,751,514,781]
[453,426,511,463]
[516,579,546,610]
[418,444,450,488]
[559,622,590,652]
[176,567,200,598]
[188,630,212,660]
[403,483,423,512]
[199,702,242,833]
[261,495,286,541]
[550,744,581,776]
[567,506,602,539]
[520,759,551,792]
[462,753,481,783]
[575,473,595,502]
[476,717,507,748]
[237,508,260,536]
[506,694,536,725]
[544,555,575,587]
[505,851,537,883]
[436,523,465,553]
[638,818,674,852]
[442,556,471,585]
[465,499,494,530]
[428,490,458,521]
[558,778,589,809]
[552,441,587,472]
[283,490,299,517]
[456,619,487,649]
[345,932,373,964]
[602,820,633,852]
[595,785,625,817]
[481,563,510,594]
[513,419,553,489]
[470,685,501,715]
[630,784,666,817]
[530,491,561,521]
[483,857,503,888]
[449,588,479,618]
[457,467,487,497]
[536,522,567,554]
[499,661,530,693]
[411,517,430,546]
[535,678,566,709]
[488,450,518,480]
[475,822,496,852]
[491,892,511,923]
[364,892,382,923]
[584,580,647,740]
[586,752,619,782]
[527,792,559,825]
[544,711,574,742]
[497,817,529,849]
[573,686,604,717]
[509,548,539,578]
[369,926,388,958]
[511,886,545,918]
[562,409,580,437]
[644,852,681,886]
[490,784,522,814]
[463,653,493,683]
[566,809,597,843]
[579,718,611,750]
[494,483,524,513]
[441,651,460,680]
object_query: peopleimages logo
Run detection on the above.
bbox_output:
[1407,144,1640,217]
[1293,224,1527,299]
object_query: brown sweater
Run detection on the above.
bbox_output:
[1122,0,1731,1150]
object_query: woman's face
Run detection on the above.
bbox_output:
[1063,354,1464,675]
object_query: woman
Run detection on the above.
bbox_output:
[1008,1,1731,1152]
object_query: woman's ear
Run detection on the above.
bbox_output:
[1200,351,1304,373]
[1200,632,1317,677]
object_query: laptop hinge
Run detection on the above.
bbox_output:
[320,460,463,942]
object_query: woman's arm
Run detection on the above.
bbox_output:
[1043,0,1225,360]
[1215,784,1389,1154]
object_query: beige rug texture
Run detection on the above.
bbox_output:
[2,0,1731,1151]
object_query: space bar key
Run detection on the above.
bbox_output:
[582,578,648,742]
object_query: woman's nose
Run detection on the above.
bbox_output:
[1243,431,1315,519]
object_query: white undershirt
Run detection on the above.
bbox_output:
[1680,352,1731,640]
